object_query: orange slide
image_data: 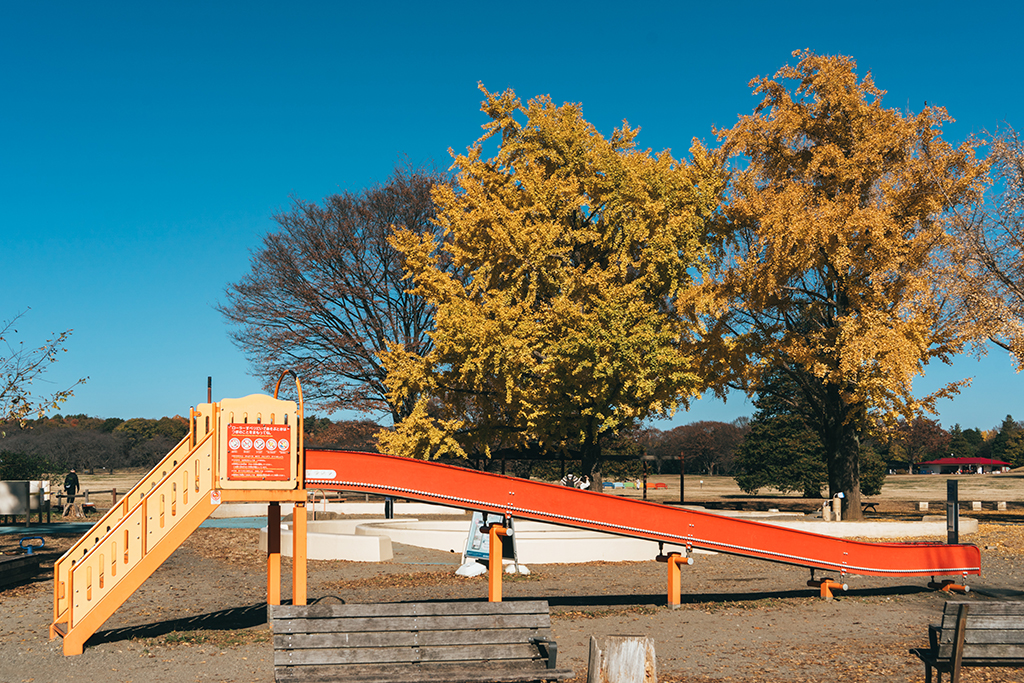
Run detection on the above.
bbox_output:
[305,449,981,580]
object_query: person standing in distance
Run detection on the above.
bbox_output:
[64,468,80,505]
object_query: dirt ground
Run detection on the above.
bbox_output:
[2,520,1024,683]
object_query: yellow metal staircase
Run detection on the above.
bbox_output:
[51,403,218,655]
[50,393,305,655]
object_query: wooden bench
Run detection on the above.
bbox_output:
[271,600,575,683]
[0,555,42,589]
[861,501,878,513]
[910,601,1024,683]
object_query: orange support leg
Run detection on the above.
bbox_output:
[488,524,510,602]
[928,579,970,594]
[267,502,281,606]
[657,551,693,609]
[292,502,307,606]
[808,577,847,600]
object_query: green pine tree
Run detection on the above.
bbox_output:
[733,372,827,498]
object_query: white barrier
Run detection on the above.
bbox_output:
[258,519,394,562]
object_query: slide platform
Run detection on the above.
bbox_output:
[306,449,981,579]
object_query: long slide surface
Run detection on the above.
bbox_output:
[306,449,980,578]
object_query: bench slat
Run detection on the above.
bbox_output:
[958,644,1024,659]
[274,613,551,634]
[938,630,1024,648]
[271,600,551,620]
[276,661,574,683]
[940,615,1024,630]
[275,626,548,650]
[277,642,545,666]
[940,601,1024,613]
[963,630,1024,645]
[939,602,1024,621]
[958,658,1024,667]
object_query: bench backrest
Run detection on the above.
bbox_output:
[271,600,558,681]
[937,601,1024,663]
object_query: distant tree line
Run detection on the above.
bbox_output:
[0,414,189,480]
[0,414,390,482]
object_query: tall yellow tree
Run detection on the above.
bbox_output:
[379,86,723,486]
[702,51,986,518]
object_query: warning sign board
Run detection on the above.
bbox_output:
[226,423,292,481]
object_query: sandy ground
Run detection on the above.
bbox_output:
[2,522,1024,683]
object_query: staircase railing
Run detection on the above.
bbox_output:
[52,403,215,627]
[67,429,215,628]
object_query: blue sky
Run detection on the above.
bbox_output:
[3,1,1022,431]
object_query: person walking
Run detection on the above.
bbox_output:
[64,469,80,505]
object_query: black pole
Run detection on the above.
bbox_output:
[946,478,959,544]
[207,376,212,403]
[679,452,685,504]
[642,459,648,501]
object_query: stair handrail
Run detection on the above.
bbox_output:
[53,425,217,623]
[273,369,304,489]
[64,428,216,629]
[53,432,194,622]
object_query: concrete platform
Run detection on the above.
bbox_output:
[355,519,691,563]
[258,519,394,562]
[255,511,976,564]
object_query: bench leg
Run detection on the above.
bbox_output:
[950,603,968,683]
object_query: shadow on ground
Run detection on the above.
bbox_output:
[89,603,269,646]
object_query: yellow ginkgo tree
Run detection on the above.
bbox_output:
[701,51,986,518]
[379,85,723,486]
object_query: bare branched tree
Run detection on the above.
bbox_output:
[1,309,86,428]
[956,127,1024,365]
[219,164,449,422]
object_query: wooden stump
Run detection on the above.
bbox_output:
[63,503,85,519]
[587,635,657,683]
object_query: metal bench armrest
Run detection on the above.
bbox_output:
[531,637,559,669]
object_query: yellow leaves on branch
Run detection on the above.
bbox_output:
[380,84,724,460]
[709,49,987,427]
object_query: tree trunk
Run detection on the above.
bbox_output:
[824,424,862,521]
[580,427,603,492]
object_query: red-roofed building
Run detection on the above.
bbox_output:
[913,457,1011,475]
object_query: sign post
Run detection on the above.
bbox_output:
[946,479,959,545]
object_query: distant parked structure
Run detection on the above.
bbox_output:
[913,457,1011,475]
